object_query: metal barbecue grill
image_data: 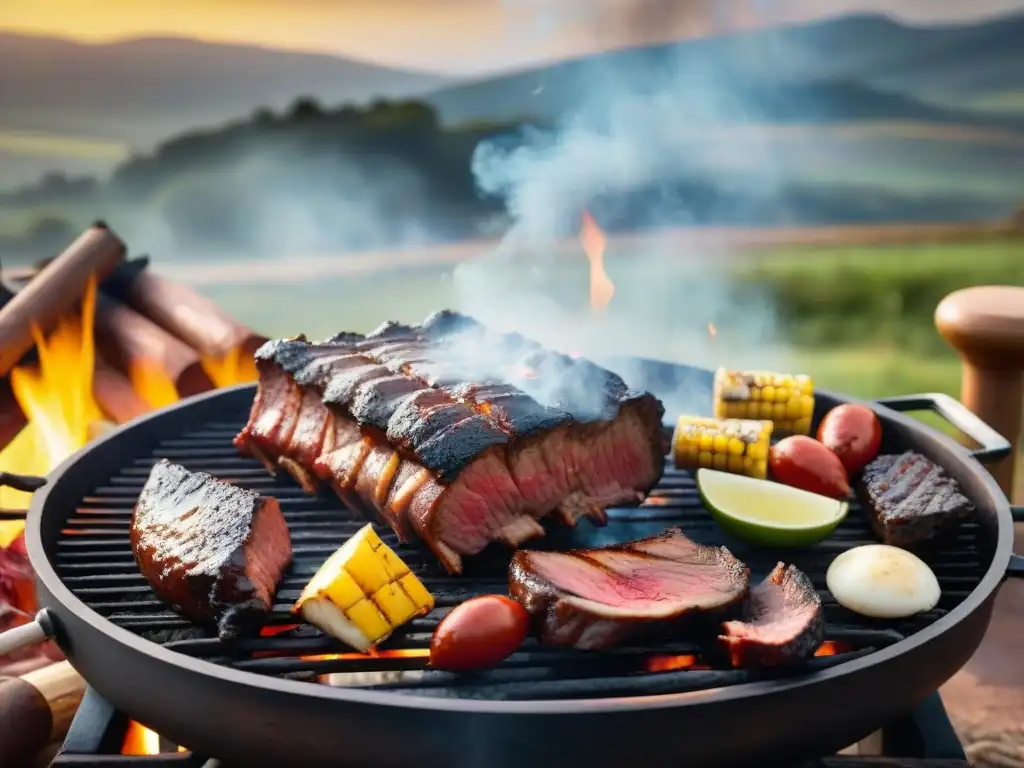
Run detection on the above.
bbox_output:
[4,358,1023,768]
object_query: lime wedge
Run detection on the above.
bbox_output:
[697,468,848,547]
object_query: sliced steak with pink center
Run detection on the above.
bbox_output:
[508,528,749,650]
[235,311,665,574]
[719,562,824,668]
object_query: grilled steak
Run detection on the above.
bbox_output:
[235,311,665,574]
[857,451,975,547]
[131,459,293,641]
[507,528,749,650]
[719,563,823,668]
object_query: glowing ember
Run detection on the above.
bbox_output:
[707,322,718,339]
[299,648,430,663]
[579,210,615,313]
[814,641,846,657]
[642,496,672,506]
[645,654,698,672]
[260,623,300,637]
[122,721,162,756]
[0,277,104,543]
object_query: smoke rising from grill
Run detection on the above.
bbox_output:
[454,0,795,415]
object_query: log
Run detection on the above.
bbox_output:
[0,224,126,377]
[935,286,1024,495]
[94,296,214,401]
[0,660,85,767]
[92,357,150,424]
[118,269,266,360]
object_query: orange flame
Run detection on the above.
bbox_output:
[122,722,163,755]
[203,346,259,389]
[579,210,615,313]
[128,361,180,410]
[299,648,430,663]
[646,641,846,673]
[0,277,104,544]
[645,654,698,672]
[0,275,259,547]
[814,641,844,657]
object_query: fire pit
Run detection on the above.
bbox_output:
[0,224,264,522]
[0,355,1020,767]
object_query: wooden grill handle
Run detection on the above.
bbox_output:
[935,285,1024,495]
[0,660,84,766]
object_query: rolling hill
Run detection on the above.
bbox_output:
[0,34,450,148]
[427,12,1024,127]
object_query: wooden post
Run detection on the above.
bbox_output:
[935,286,1024,496]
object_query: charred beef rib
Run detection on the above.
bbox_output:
[234,311,665,574]
[131,459,293,640]
[719,562,823,668]
[507,528,749,650]
[857,451,975,547]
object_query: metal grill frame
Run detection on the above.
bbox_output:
[23,360,1020,768]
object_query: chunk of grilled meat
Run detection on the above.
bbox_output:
[131,459,293,641]
[857,451,975,547]
[234,311,665,574]
[507,528,750,651]
[719,563,823,668]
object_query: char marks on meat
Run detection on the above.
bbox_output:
[857,451,975,547]
[234,311,666,574]
[131,459,293,641]
[719,563,823,668]
[507,528,749,650]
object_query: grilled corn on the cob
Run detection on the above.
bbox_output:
[673,416,773,479]
[713,368,814,435]
[293,524,434,652]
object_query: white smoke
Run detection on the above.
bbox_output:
[452,2,797,412]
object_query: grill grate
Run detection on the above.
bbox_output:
[54,417,986,701]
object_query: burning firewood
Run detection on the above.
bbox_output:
[117,269,267,366]
[94,295,215,404]
[92,357,151,425]
[0,223,126,377]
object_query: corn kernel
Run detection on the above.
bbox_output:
[673,415,773,480]
[345,599,391,644]
[323,568,363,611]
[372,582,418,626]
[713,368,815,435]
[293,524,435,653]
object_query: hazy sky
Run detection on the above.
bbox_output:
[3,0,1024,72]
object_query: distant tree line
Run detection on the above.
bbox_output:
[1,97,532,257]
[2,94,1021,262]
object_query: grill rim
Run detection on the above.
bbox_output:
[26,375,1015,716]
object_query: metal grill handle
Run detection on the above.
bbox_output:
[0,610,55,658]
[875,393,1012,464]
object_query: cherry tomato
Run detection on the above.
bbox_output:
[430,594,529,671]
[817,404,883,474]
[769,435,850,499]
